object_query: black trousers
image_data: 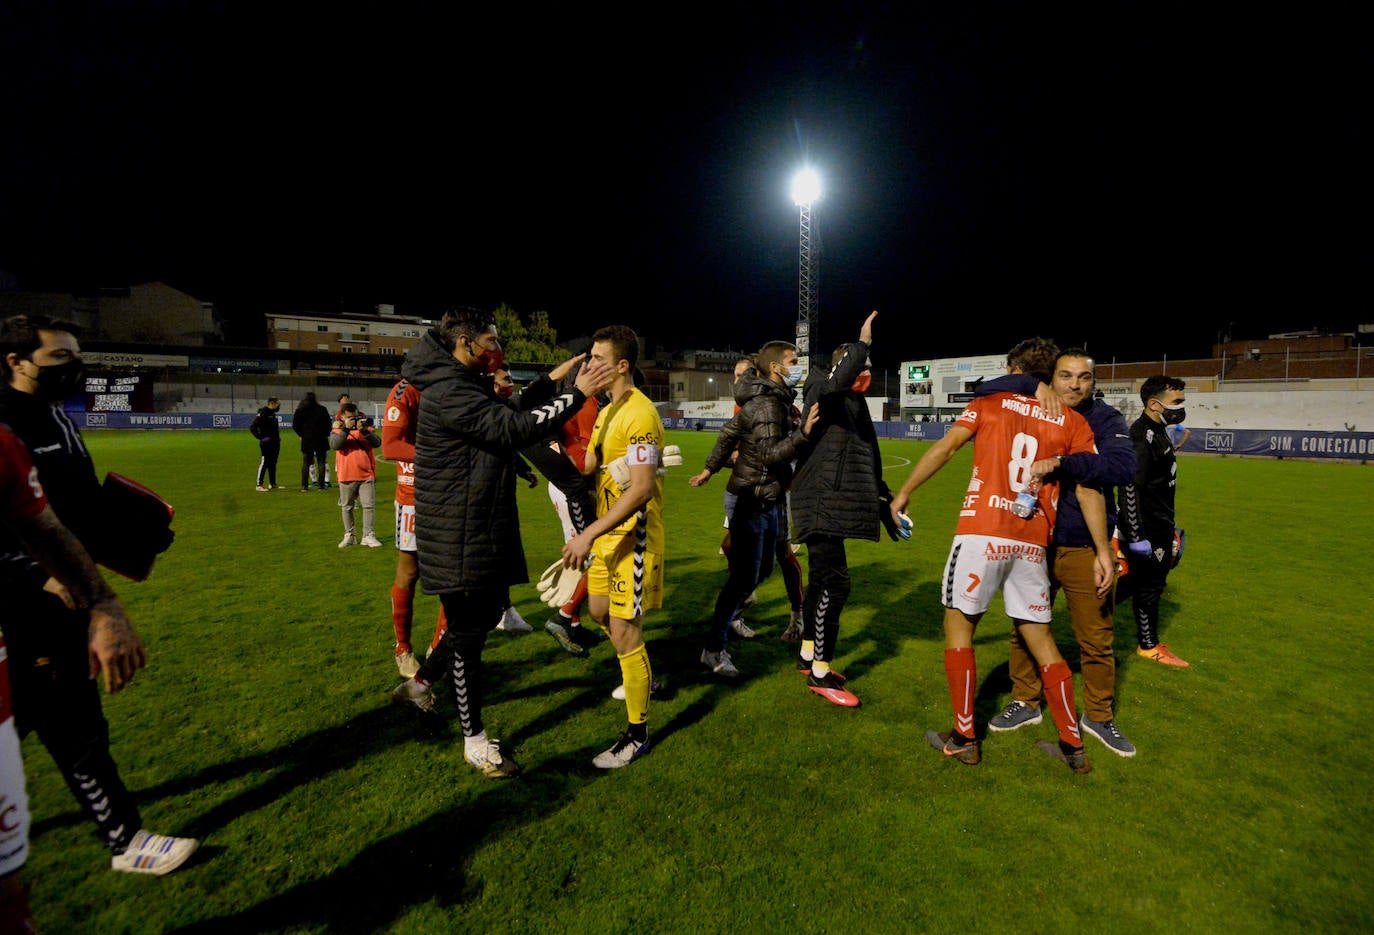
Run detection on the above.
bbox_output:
[256,438,280,486]
[6,592,141,853]
[801,535,852,663]
[300,445,328,489]
[416,587,507,738]
[1124,532,1173,650]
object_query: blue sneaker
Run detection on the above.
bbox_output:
[988,700,1043,732]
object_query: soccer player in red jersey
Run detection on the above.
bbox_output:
[381,377,447,677]
[891,338,1113,773]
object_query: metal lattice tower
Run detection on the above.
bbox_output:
[796,200,818,372]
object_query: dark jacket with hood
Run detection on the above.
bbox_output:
[789,341,886,542]
[401,330,587,594]
[702,372,808,503]
[291,396,332,453]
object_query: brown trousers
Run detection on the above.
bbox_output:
[1008,545,1117,722]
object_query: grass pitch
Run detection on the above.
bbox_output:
[18,429,1374,933]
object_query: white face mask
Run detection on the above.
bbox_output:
[782,364,804,388]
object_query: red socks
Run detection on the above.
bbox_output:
[390,584,413,651]
[1040,660,1084,749]
[944,647,977,741]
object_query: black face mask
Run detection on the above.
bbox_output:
[33,359,86,402]
[1159,404,1186,425]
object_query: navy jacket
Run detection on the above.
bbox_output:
[974,374,1134,547]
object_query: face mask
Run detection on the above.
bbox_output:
[851,371,872,394]
[782,364,804,388]
[465,338,504,375]
[33,358,86,401]
[1159,403,1186,425]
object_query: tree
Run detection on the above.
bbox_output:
[492,303,569,364]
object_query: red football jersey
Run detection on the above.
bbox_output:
[0,424,47,520]
[952,393,1097,544]
[382,379,420,506]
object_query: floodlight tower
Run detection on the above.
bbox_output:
[791,167,821,379]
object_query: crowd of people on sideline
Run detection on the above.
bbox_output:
[0,307,1193,924]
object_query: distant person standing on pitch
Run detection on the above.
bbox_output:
[293,391,333,491]
[689,340,817,677]
[250,396,282,490]
[787,310,886,708]
[331,402,382,548]
[390,307,613,779]
[1120,375,1190,668]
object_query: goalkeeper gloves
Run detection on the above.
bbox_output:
[537,559,584,609]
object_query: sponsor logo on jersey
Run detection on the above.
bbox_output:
[982,541,1045,564]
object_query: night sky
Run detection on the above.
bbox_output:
[0,4,1364,366]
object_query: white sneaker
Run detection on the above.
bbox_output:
[611,680,662,701]
[360,533,383,548]
[465,738,520,778]
[729,616,757,639]
[395,650,419,679]
[593,730,651,769]
[110,830,199,875]
[496,607,532,633]
[781,608,803,642]
[255,485,269,492]
[701,648,739,677]
[742,590,759,608]
[338,533,356,548]
[390,678,435,713]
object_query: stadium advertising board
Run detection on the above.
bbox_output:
[900,354,1008,409]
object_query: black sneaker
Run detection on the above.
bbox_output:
[1036,739,1092,774]
[570,624,607,650]
[544,617,587,656]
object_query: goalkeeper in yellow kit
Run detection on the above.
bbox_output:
[560,325,666,768]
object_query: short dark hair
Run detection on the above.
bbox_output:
[267,396,280,406]
[1006,337,1059,383]
[756,341,795,377]
[1140,375,1185,404]
[340,402,358,415]
[338,392,350,402]
[0,314,82,381]
[592,325,639,370]
[437,306,496,353]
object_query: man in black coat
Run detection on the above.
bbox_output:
[389,307,612,779]
[788,311,884,707]
[0,313,198,875]
[689,340,816,677]
[292,391,333,490]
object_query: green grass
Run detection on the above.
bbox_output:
[20,430,1374,933]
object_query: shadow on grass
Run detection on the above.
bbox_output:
[162,686,727,933]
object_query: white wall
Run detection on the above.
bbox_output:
[678,390,1374,433]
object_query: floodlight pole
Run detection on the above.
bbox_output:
[792,168,821,380]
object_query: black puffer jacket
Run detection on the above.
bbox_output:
[702,373,808,503]
[790,341,886,542]
[401,331,587,594]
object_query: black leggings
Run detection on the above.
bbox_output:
[802,536,852,663]
[417,587,507,738]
